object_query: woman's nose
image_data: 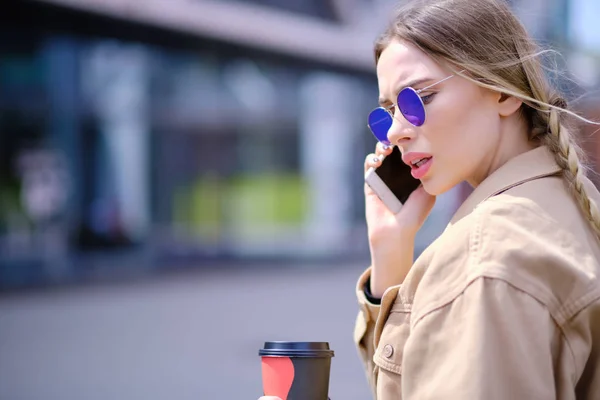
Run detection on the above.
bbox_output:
[386,114,417,145]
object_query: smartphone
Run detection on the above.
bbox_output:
[364,146,421,214]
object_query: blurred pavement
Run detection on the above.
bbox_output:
[0,263,372,400]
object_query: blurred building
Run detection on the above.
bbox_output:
[0,0,598,289]
[0,0,394,288]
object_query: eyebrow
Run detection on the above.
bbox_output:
[378,77,434,106]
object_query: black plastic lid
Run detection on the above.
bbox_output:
[259,341,334,358]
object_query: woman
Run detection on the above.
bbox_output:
[261,0,600,398]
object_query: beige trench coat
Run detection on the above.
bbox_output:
[354,147,600,399]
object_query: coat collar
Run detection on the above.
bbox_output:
[450,146,562,224]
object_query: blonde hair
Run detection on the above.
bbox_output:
[375,0,600,237]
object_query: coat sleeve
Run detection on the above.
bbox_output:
[401,275,558,400]
[354,267,382,396]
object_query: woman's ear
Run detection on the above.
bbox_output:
[498,93,523,117]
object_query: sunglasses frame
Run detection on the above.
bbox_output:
[367,71,464,143]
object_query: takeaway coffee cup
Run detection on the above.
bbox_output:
[259,341,334,400]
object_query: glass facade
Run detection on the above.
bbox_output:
[0,1,469,287]
[222,0,339,21]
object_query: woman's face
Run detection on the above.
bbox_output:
[376,39,505,195]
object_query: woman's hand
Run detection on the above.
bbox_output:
[258,397,281,400]
[364,143,436,297]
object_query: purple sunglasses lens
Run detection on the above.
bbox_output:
[367,108,392,145]
[398,88,425,127]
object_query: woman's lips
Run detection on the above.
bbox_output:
[411,157,432,179]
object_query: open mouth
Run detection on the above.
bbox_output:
[410,157,432,169]
[410,157,433,179]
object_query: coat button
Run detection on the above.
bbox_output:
[383,344,394,358]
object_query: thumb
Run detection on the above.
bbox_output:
[394,185,435,225]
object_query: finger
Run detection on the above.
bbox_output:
[259,397,282,400]
[393,185,436,223]
[404,185,435,207]
[364,153,383,174]
[375,142,394,157]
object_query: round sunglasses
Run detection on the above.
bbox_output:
[367,73,459,145]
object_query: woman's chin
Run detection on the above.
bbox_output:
[421,177,455,196]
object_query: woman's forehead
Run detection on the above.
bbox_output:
[377,40,443,97]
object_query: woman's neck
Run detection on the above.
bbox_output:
[467,119,539,187]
